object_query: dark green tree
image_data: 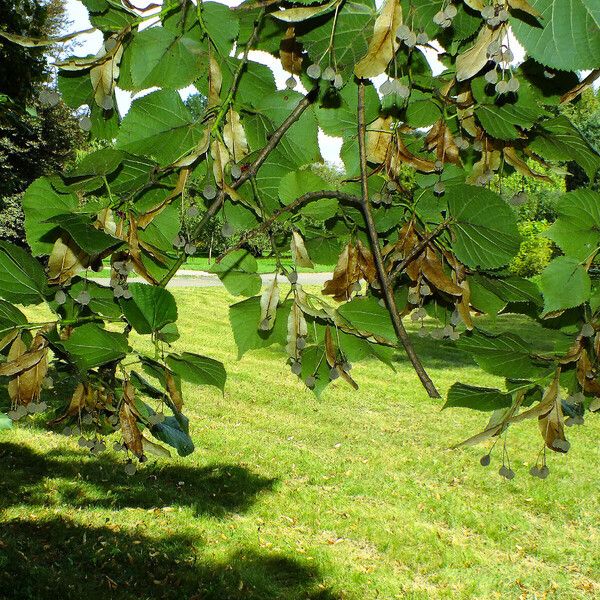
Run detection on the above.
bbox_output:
[0,0,86,245]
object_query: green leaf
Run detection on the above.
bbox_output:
[229,296,292,359]
[545,190,600,261]
[0,300,27,332]
[22,178,78,256]
[528,116,600,179]
[166,352,226,392]
[0,242,47,305]
[0,413,12,430]
[540,256,591,315]
[278,170,336,213]
[299,0,378,79]
[60,323,130,371]
[447,185,521,269]
[67,148,124,178]
[337,296,396,344]
[57,70,93,108]
[202,1,240,58]
[116,90,205,166]
[121,283,178,334]
[210,250,262,297]
[405,90,442,128]
[69,279,122,318]
[151,414,194,457]
[304,235,342,264]
[456,330,550,380]
[444,383,513,412]
[46,214,121,255]
[127,27,207,91]
[511,0,600,71]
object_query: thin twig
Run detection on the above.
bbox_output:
[357,80,440,399]
[159,90,317,286]
[215,190,360,263]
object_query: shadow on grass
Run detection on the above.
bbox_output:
[0,517,339,600]
[0,443,276,517]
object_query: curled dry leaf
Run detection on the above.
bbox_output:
[49,382,87,425]
[325,326,358,389]
[0,329,19,353]
[271,0,340,23]
[286,300,307,358]
[138,168,189,228]
[467,146,501,184]
[259,275,280,331]
[503,147,551,182]
[456,25,504,82]
[211,139,230,189]
[577,349,600,397]
[323,242,376,302]
[165,369,183,411]
[207,54,222,109]
[367,117,437,173]
[0,27,96,47]
[7,334,48,406]
[291,231,314,268]
[280,27,303,75]
[48,236,89,285]
[119,401,144,458]
[90,42,123,108]
[223,110,249,163]
[421,247,464,297]
[424,120,460,165]
[355,0,402,78]
[128,213,160,284]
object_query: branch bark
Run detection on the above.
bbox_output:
[357,81,440,399]
[159,90,317,286]
[215,190,359,264]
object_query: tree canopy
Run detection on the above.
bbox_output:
[1,0,599,479]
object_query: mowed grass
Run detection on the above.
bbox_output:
[1,286,599,600]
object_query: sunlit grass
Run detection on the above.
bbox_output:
[1,287,598,599]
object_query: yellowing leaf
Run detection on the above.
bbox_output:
[7,334,48,406]
[355,0,402,78]
[456,25,504,82]
[0,27,95,47]
[90,44,123,108]
[211,139,230,189]
[280,27,303,75]
[165,369,183,411]
[223,110,249,163]
[259,276,280,331]
[508,0,542,18]
[291,231,314,268]
[48,236,89,285]
[207,54,222,109]
[286,300,307,358]
[271,0,340,23]
[366,117,393,164]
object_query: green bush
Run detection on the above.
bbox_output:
[509,220,554,278]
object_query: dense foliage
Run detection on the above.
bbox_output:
[1,0,599,479]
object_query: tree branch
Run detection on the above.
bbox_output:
[215,190,360,263]
[389,219,452,285]
[158,90,317,286]
[357,80,440,399]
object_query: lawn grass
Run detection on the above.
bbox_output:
[1,286,599,600]
[94,256,333,277]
